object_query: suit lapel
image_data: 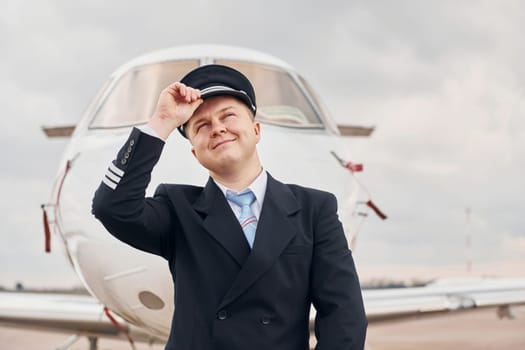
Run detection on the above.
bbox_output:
[193,178,250,266]
[218,174,300,310]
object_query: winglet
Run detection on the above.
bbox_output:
[337,125,374,137]
[42,125,76,138]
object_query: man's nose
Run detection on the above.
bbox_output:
[210,120,227,136]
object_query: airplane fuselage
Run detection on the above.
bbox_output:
[48,45,362,340]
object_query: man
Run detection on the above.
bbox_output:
[92,64,367,350]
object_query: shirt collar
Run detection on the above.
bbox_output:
[214,169,267,207]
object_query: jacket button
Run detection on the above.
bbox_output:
[130,139,135,146]
[260,316,271,325]
[217,310,228,320]
[121,159,127,165]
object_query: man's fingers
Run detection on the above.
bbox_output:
[166,82,183,98]
[180,85,188,98]
[192,89,201,101]
[165,82,201,103]
[184,87,199,102]
[190,98,204,110]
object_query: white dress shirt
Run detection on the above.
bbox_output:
[139,124,164,140]
[138,126,267,218]
[214,170,267,220]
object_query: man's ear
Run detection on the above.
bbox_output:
[191,147,197,159]
[254,121,261,142]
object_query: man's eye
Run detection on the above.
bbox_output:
[195,123,206,133]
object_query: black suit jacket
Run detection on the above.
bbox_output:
[92,128,367,350]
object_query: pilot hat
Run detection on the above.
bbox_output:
[177,64,257,138]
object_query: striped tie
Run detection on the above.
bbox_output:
[226,191,258,248]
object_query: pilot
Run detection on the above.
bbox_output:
[92,64,367,350]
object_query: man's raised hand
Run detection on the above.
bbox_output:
[148,82,203,140]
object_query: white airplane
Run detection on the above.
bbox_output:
[1,45,524,350]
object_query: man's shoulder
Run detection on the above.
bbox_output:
[279,181,336,204]
[267,173,334,199]
[154,183,205,199]
[160,183,204,190]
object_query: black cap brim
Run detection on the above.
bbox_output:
[178,87,257,138]
[176,64,257,138]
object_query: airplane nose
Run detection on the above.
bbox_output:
[138,290,165,310]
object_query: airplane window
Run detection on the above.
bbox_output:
[90,59,324,130]
[215,60,324,128]
[89,60,200,129]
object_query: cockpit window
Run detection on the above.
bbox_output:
[215,60,323,128]
[89,60,199,129]
[89,59,324,129]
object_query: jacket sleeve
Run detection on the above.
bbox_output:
[91,127,175,260]
[311,192,367,350]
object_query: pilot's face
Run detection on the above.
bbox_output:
[187,96,260,174]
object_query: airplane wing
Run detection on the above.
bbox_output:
[2,278,524,347]
[0,291,163,345]
[362,277,525,322]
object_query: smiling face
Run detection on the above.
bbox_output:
[186,96,261,177]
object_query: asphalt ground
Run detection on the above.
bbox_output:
[1,305,524,349]
[365,305,525,350]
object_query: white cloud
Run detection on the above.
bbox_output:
[2,0,524,287]
[501,236,525,261]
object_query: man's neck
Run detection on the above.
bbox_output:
[211,161,263,192]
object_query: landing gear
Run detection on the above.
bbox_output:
[88,336,98,350]
[54,334,80,350]
[497,305,515,319]
[54,334,99,350]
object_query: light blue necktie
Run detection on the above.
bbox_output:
[226,191,257,248]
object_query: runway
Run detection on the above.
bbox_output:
[1,306,524,349]
[0,327,165,350]
[365,305,525,350]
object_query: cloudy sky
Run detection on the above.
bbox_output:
[1,0,524,288]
